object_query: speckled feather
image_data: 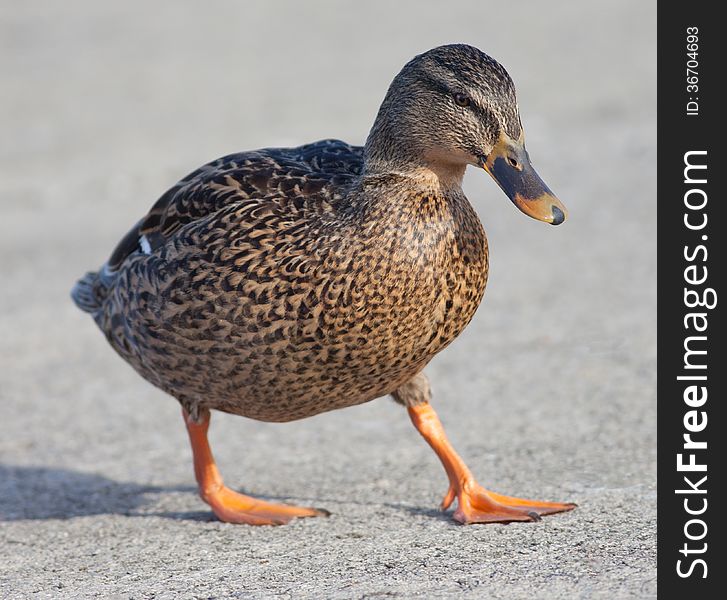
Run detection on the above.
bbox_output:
[75,138,487,422]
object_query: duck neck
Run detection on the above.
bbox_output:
[363,116,466,192]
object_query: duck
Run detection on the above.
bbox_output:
[72,44,575,525]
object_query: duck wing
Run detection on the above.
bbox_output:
[72,140,362,315]
[106,139,363,272]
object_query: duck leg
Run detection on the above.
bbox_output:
[183,408,328,525]
[394,373,576,524]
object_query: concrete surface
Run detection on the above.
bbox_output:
[0,1,656,598]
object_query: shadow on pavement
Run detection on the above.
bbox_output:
[0,464,196,521]
[0,465,450,524]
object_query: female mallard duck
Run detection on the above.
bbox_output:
[73,44,574,525]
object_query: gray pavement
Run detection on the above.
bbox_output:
[0,1,656,598]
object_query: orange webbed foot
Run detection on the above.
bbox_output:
[445,481,576,524]
[183,408,329,526]
[203,485,329,526]
[408,402,576,525]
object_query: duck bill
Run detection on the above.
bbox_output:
[482,136,567,225]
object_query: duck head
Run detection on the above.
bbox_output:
[364,44,567,225]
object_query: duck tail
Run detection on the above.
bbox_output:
[71,269,109,314]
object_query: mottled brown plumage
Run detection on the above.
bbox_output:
[72,44,574,525]
[87,141,487,422]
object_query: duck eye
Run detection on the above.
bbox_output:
[453,93,471,108]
